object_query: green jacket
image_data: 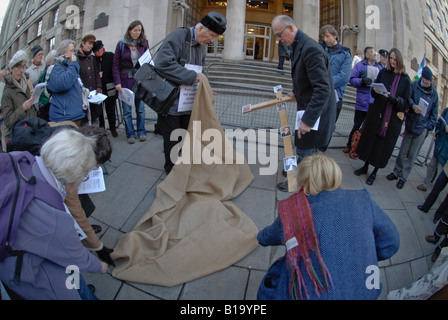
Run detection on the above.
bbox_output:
[1,74,38,141]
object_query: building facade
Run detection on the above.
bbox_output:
[0,0,447,110]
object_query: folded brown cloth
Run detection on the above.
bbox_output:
[111,73,259,287]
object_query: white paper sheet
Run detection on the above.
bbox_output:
[118,88,135,108]
[32,83,47,105]
[178,64,203,113]
[371,83,388,95]
[295,111,320,131]
[78,167,106,195]
[139,49,155,67]
[88,90,108,104]
[417,98,429,115]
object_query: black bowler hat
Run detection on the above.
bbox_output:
[92,40,104,53]
[201,12,227,35]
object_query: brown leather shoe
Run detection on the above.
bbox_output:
[343,147,350,154]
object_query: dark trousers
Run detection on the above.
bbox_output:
[433,213,448,255]
[422,172,448,213]
[158,113,191,174]
[347,110,367,148]
[335,99,343,123]
[99,97,117,131]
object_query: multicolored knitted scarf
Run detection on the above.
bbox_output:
[278,189,334,300]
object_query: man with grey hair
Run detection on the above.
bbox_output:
[155,12,227,174]
[272,15,337,192]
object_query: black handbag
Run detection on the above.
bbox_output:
[133,63,179,115]
[132,28,192,115]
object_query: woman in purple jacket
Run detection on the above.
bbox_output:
[0,129,108,300]
[112,20,149,144]
[344,47,382,155]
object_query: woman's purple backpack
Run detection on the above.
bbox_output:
[0,151,65,284]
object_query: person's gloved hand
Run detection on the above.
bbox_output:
[362,77,373,86]
[388,94,399,105]
[97,246,115,266]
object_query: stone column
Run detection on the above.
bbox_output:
[222,0,246,62]
[293,0,320,41]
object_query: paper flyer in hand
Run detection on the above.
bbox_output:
[88,90,108,104]
[295,111,320,131]
[417,98,429,115]
[78,167,106,195]
[32,83,47,105]
[371,83,388,95]
[118,88,135,108]
[178,64,203,113]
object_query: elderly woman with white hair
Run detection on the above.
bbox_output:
[0,129,108,300]
[46,39,86,126]
[1,50,37,151]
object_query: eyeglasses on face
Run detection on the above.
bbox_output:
[275,26,289,39]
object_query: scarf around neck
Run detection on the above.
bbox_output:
[378,73,402,138]
[278,189,333,300]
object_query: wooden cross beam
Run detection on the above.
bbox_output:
[242,90,299,193]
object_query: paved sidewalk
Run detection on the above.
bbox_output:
[83,126,445,301]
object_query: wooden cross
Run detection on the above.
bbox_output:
[243,89,299,193]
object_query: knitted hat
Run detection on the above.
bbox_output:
[422,66,433,81]
[32,45,43,57]
[92,40,104,53]
[201,12,227,35]
[9,50,28,69]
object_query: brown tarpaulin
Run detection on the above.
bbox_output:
[111,73,259,287]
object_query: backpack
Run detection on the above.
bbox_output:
[7,117,52,156]
[0,151,66,285]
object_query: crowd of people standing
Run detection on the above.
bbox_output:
[0,10,447,301]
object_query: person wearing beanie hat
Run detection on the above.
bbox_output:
[154,11,227,174]
[26,44,45,86]
[387,65,439,190]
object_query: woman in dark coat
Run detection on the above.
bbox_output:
[354,48,411,185]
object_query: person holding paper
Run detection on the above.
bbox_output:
[387,66,438,189]
[112,20,149,144]
[1,50,37,151]
[344,47,382,155]
[354,48,412,186]
[155,12,227,174]
[0,129,108,300]
[272,15,337,192]
[77,34,103,127]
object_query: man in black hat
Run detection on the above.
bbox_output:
[378,49,388,69]
[92,40,118,137]
[155,12,227,174]
[26,45,45,86]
